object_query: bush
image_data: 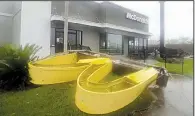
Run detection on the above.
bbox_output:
[0,44,41,90]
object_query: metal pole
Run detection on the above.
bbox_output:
[143,38,145,63]
[182,57,184,75]
[165,55,167,68]
[64,1,69,53]
[160,1,165,58]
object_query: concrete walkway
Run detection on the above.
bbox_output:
[112,55,160,65]
[142,75,193,116]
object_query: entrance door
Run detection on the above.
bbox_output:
[128,38,135,56]
[55,29,64,53]
[54,28,82,53]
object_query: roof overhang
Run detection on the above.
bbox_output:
[51,15,152,36]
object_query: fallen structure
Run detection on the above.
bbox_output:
[28,51,169,114]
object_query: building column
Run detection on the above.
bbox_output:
[160,1,165,58]
[64,1,69,53]
[20,1,51,58]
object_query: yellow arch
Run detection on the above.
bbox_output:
[29,53,158,114]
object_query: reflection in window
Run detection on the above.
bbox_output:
[139,38,143,50]
[107,34,123,54]
[99,33,123,55]
[144,39,147,49]
[68,33,76,45]
[100,33,106,49]
[134,38,139,50]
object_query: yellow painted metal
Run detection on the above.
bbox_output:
[75,60,158,114]
[29,53,159,114]
[29,53,89,84]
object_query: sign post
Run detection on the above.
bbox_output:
[181,57,184,75]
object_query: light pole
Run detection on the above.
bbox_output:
[160,1,165,58]
[64,1,69,53]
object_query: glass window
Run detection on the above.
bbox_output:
[77,31,82,45]
[144,39,147,49]
[100,33,106,49]
[68,33,76,45]
[51,28,56,46]
[68,29,82,46]
[99,33,123,54]
[139,38,143,50]
[134,38,139,50]
[107,34,123,54]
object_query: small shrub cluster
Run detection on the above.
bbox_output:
[0,44,41,90]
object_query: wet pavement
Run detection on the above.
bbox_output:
[140,75,193,116]
[110,56,193,116]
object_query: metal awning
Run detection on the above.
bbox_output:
[51,15,152,36]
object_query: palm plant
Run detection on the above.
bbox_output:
[0,44,41,90]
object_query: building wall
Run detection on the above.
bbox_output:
[0,1,14,14]
[0,2,15,45]
[50,1,149,54]
[51,1,101,23]
[12,1,21,14]
[51,1,64,16]
[0,16,13,45]
[101,2,149,32]
[12,11,21,45]
[0,1,22,46]
[82,28,99,52]
[51,1,149,33]
[12,2,21,46]
[69,1,100,23]
[20,1,51,58]
[105,28,149,39]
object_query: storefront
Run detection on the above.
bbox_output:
[50,1,151,58]
[1,1,151,58]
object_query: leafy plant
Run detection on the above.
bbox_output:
[0,44,41,90]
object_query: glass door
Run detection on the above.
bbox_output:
[55,29,64,53]
[128,38,135,55]
[54,28,83,52]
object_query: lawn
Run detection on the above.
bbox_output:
[0,81,154,116]
[156,58,193,77]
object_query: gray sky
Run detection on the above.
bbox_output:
[96,1,193,40]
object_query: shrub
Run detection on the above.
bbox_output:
[0,44,41,90]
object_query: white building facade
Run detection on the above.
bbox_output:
[0,1,151,58]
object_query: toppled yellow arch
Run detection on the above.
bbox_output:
[29,53,158,114]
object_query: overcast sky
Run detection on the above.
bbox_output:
[96,1,193,40]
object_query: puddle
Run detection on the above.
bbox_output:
[138,75,193,116]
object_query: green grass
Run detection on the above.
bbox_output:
[156,58,193,77]
[0,81,154,116]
